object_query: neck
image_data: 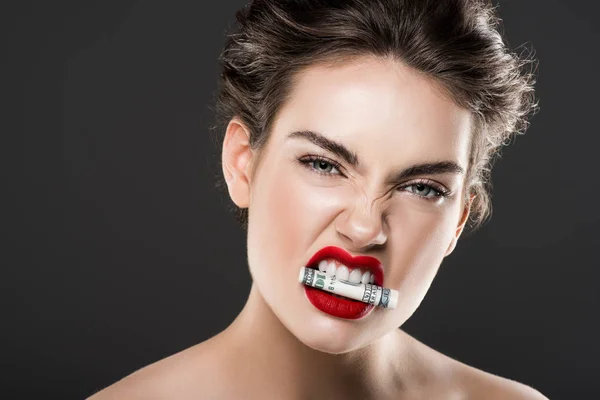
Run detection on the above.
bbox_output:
[220,283,409,400]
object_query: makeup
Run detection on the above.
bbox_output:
[299,267,398,315]
[300,246,392,319]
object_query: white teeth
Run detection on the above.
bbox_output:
[313,258,377,284]
[336,265,349,281]
[326,262,336,277]
[361,271,371,284]
[318,260,328,272]
[348,268,363,284]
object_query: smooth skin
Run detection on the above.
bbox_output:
[89,56,549,400]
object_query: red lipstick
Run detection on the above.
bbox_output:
[303,246,384,320]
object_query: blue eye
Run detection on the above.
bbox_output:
[297,155,452,201]
[398,180,452,200]
[402,183,441,198]
[298,155,342,176]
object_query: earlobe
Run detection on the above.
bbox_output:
[221,118,254,208]
[445,193,475,257]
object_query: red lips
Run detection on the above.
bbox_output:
[306,245,384,286]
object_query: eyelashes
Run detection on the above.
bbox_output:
[296,154,452,200]
[298,155,344,176]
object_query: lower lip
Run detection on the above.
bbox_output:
[304,279,375,320]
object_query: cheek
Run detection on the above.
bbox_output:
[250,165,348,263]
[385,201,460,309]
[246,165,318,290]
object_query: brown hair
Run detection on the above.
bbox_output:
[211,0,538,233]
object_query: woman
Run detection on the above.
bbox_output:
[90,0,545,398]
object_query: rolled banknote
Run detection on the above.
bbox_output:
[299,266,398,309]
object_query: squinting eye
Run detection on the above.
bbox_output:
[400,182,450,200]
[406,183,437,197]
[297,155,451,201]
[298,156,342,176]
[312,160,336,174]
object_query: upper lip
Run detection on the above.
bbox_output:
[306,246,384,286]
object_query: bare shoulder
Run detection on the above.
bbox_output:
[87,338,225,400]
[456,363,550,400]
[435,342,549,399]
[397,330,549,400]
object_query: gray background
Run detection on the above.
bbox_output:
[2,1,598,399]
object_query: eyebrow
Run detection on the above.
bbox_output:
[287,129,465,184]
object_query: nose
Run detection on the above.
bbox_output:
[334,200,388,251]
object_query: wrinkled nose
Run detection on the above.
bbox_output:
[334,201,387,251]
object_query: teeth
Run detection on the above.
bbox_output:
[318,260,328,272]
[326,261,336,277]
[336,265,349,281]
[348,268,363,284]
[361,271,371,284]
[313,258,376,284]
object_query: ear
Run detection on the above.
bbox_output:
[444,193,475,257]
[221,118,254,208]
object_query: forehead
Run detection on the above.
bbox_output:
[272,56,472,171]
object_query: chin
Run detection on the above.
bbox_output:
[289,317,370,355]
[299,335,358,355]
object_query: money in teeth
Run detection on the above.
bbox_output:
[299,266,399,309]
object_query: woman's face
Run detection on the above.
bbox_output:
[223,56,472,354]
